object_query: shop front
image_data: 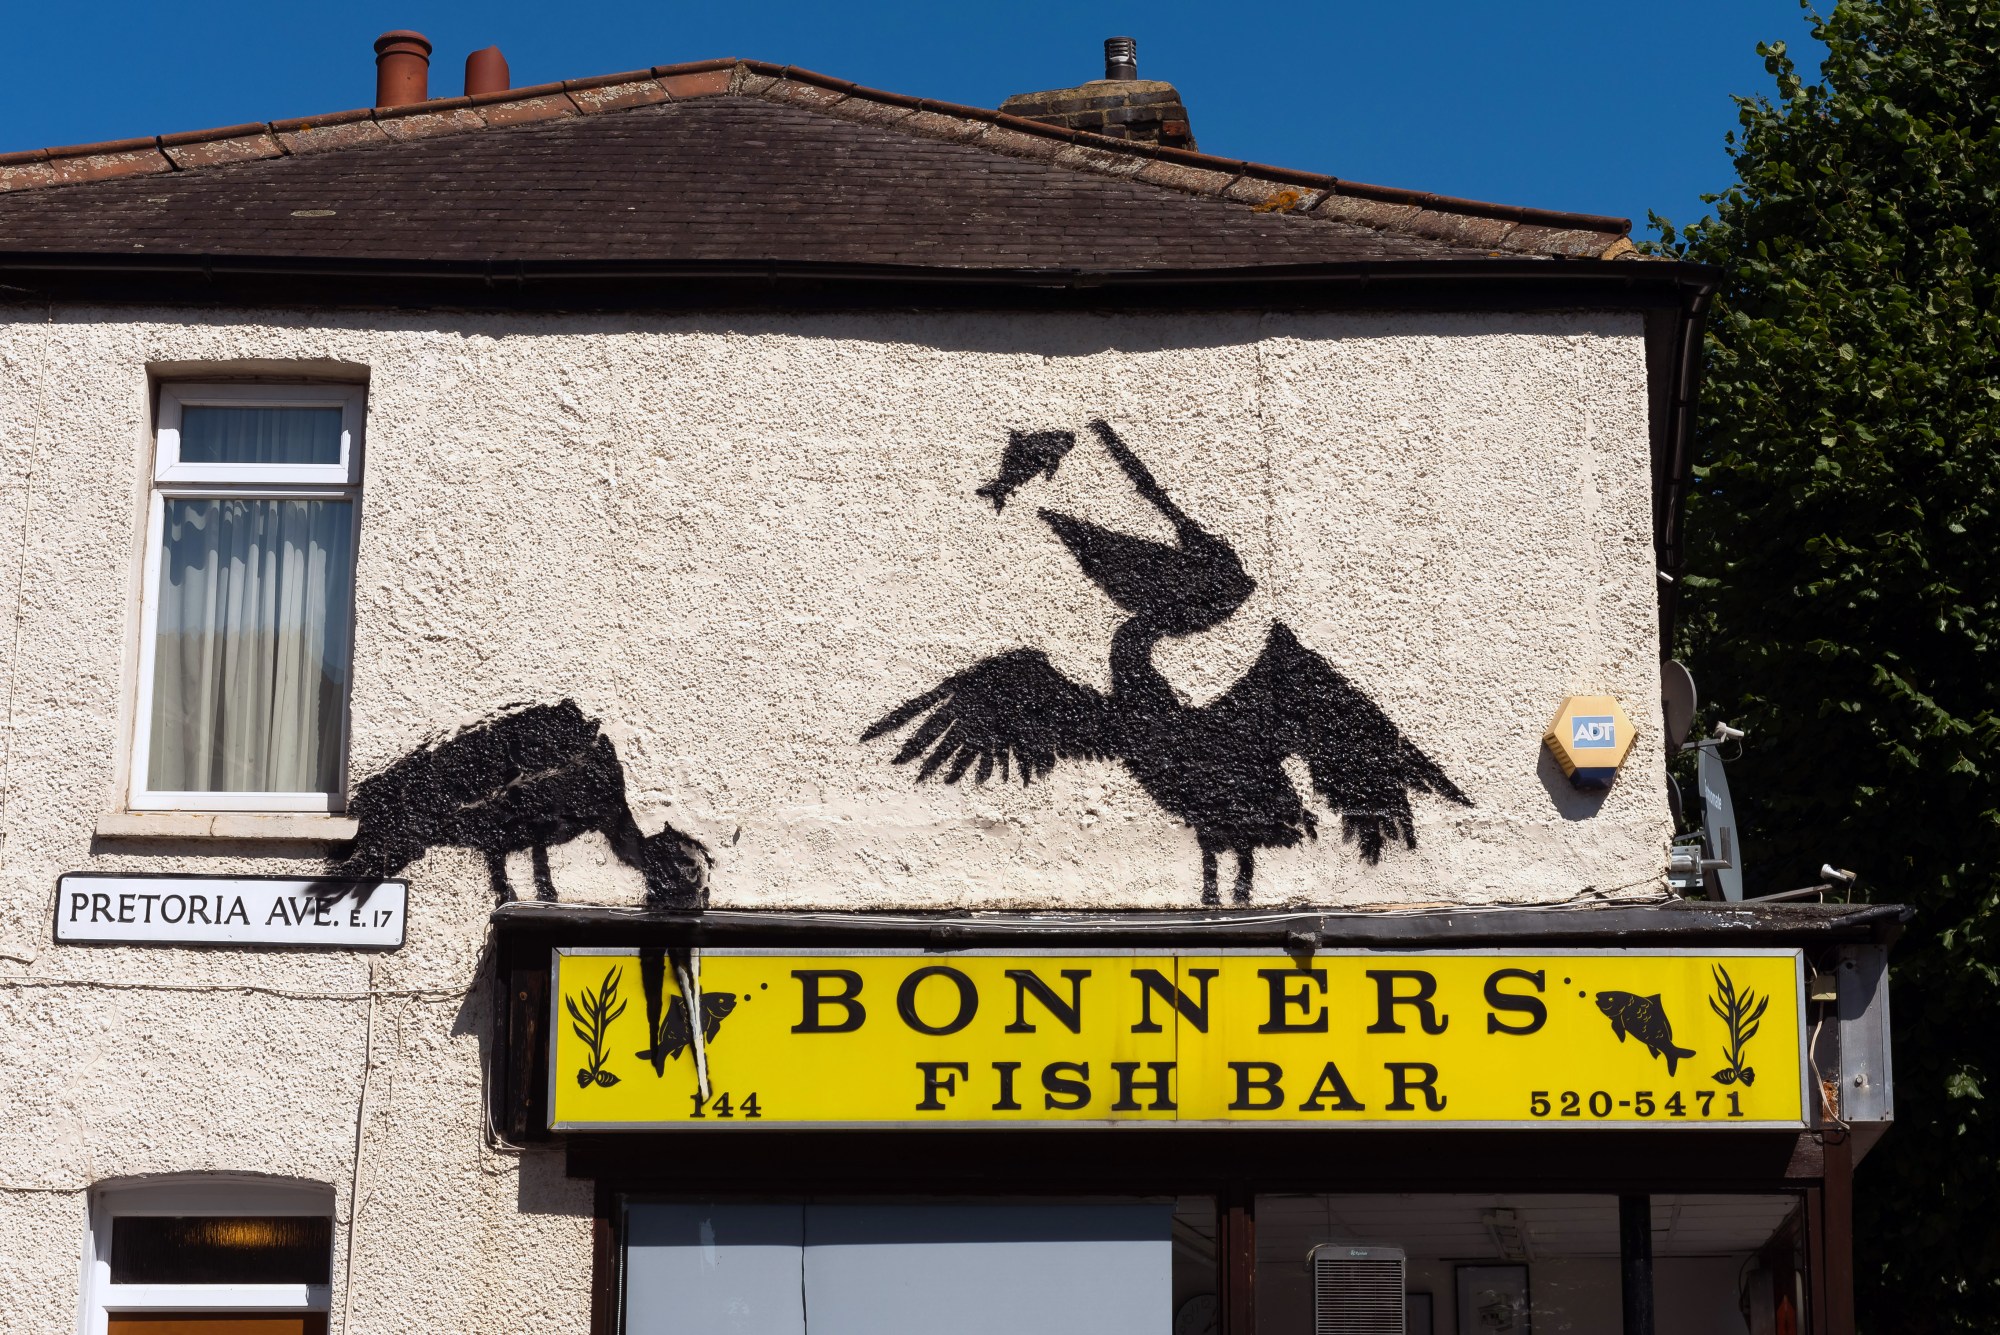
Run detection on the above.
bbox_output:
[496,902,1899,1335]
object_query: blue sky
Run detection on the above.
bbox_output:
[0,1,1824,238]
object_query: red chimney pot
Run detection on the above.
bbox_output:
[373,30,432,108]
[464,46,510,97]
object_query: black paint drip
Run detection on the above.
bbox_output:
[866,419,1471,905]
[331,699,710,909]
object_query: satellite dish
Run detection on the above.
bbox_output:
[1662,660,1698,751]
[1696,745,1744,902]
[1665,772,1685,831]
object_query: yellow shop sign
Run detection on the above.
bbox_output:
[548,949,1806,1130]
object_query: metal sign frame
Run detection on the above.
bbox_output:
[547,946,1809,1133]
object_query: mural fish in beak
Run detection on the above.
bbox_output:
[865,420,1471,905]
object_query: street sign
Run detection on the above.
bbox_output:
[54,874,406,947]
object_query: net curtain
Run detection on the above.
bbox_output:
[149,496,353,794]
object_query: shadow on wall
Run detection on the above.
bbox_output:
[1536,742,1611,823]
[240,308,1640,363]
[332,700,709,909]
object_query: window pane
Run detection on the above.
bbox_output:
[109,1215,332,1285]
[803,1202,1171,1335]
[625,1199,1191,1335]
[1254,1192,1806,1335]
[625,1202,806,1335]
[1171,1197,1219,1335]
[179,406,342,466]
[148,498,354,794]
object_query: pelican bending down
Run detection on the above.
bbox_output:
[864,420,1470,905]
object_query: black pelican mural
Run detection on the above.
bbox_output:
[332,700,710,908]
[865,421,1471,905]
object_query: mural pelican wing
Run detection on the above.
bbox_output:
[1212,624,1471,862]
[864,649,1113,785]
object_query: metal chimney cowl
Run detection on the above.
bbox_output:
[1104,37,1138,80]
[999,36,1196,150]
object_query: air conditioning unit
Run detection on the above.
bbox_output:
[1311,1244,1406,1335]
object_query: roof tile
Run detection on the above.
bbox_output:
[480,95,580,128]
[0,159,56,193]
[657,68,735,99]
[162,131,283,170]
[276,118,391,155]
[377,107,488,141]
[901,109,987,144]
[569,80,668,114]
[758,78,849,113]
[47,146,170,185]
[1135,158,1231,196]
[1312,195,1423,232]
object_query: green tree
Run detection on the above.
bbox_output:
[1654,2,2000,1326]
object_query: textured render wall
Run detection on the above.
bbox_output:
[0,305,1666,1332]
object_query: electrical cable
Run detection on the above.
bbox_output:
[338,957,379,1335]
[1806,991,1850,1132]
[0,974,474,1002]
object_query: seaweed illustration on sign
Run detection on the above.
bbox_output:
[1709,965,1768,1087]
[635,946,736,1074]
[567,966,626,1089]
[865,420,1472,905]
[1595,990,1697,1076]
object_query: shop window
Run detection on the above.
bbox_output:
[1254,1192,1805,1335]
[621,1196,1216,1335]
[130,382,364,814]
[82,1178,334,1335]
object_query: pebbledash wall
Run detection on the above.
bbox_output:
[0,303,1663,1330]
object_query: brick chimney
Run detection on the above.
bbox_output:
[1000,37,1195,151]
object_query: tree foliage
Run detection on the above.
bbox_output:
[1654,2,2000,1326]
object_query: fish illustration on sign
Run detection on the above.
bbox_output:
[634,944,736,1078]
[1595,990,1697,1076]
[637,991,737,1071]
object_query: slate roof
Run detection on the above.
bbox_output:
[0,60,1635,271]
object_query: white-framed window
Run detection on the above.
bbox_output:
[130,383,365,814]
[80,1176,335,1335]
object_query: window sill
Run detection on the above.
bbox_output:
[94,811,359,842]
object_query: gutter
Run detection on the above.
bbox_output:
[0,251,1708,287]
